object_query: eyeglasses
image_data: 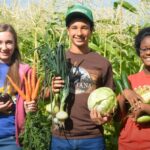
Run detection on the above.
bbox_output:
[140,48,150,52]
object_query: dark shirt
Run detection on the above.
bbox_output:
[53,51,114,139]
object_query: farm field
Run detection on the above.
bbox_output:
[0,0,150,149]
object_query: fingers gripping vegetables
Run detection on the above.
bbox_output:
[88,87,117,116]
[115,71,150,123]
[121,72,150,123]
[134,86,150,104]
[134,86,150,123]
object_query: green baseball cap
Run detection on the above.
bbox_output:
[65,3,93,26]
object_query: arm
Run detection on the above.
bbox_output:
[115,94,128,121]
[142,103,150,114]
[122,88,143,106]
[115,89,143,121]
[115,72,143,121]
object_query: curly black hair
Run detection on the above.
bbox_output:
[134,27,150,56]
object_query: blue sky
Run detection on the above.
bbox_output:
[107,0,140,6]
[0,0,140,8]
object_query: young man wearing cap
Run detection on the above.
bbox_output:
[51,3,114,150]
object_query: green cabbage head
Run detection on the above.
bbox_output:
[88,87,117,115]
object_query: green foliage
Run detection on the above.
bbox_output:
[114,0,137,13]
[90,25,141,77]
[0,0,149,149]
[104,121,121,150]
[19,100,51,150]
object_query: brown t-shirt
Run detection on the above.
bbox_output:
[53,50,114,139]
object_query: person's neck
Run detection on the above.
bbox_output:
[0,60,10,64]
[143,66,150,75]
[69,45,90,54]
[0,60,6,64]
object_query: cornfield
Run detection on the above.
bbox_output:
[0,0,150,149]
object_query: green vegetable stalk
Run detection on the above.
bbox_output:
[38,43,70,128]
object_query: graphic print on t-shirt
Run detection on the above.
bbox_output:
[69,66,93,94]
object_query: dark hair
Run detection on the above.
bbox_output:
[0,23,21,94]
[134,27,150,56]
[66,13,94,30]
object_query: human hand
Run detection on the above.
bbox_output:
[52,76,64,93]
[0,100,13,114]
[90,109,112,125]
[24,100,37,113]
[122,89,143,107]
[130,101,144,121]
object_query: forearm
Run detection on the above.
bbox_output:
[116,94,128,119]
[121,88,143,106]
[141,103,150,115]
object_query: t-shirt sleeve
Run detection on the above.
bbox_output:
[128,75,134,89]
[102,62,114,90]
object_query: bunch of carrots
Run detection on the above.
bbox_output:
[6,51,51,150]
[7,64,41,102]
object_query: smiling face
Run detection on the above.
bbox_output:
[67,18,92,49]
[0,31,15,63]
[140,36,150,69]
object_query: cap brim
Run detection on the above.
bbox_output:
[66,12,93,26]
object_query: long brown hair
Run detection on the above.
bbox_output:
[0,23,21,94]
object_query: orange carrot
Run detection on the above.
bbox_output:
[27,72,32,99]
[7,75,26,100]
[45,87,50,98]
[31,65,36,94]
[31,76,41,100]
[23,75,30,101]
